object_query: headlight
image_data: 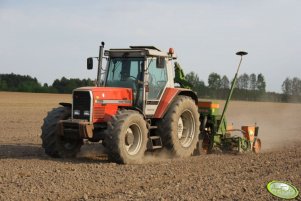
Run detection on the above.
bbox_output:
[74,110,80,116]
[83,110,90,116]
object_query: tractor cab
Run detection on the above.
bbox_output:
[88,46,175,115]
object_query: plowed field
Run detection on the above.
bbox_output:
[0,92,300,201]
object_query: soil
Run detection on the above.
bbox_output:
[0,92,300,201]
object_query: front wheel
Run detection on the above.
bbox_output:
[105,110,148,164]
[41,107,83,158]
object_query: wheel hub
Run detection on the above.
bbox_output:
[125,128,134,146]
[178,110,195,148]
[124,124,143,156]
[177,117,184,139]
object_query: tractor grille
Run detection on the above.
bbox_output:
[94,107,105,120]
[73,91,91,121]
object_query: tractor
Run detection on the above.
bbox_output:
[41,43,261,164]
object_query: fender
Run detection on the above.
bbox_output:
[153,88,198,118]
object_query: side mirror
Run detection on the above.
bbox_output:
[87,57,93,70]
[156,56,166,68]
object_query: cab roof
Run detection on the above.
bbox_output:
[106,46,170,58]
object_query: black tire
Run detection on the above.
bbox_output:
[158,95,200,157]
[105,110,148,164]
[197,136,211,155]
[41,107,83,158]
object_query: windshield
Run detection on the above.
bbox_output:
[105,57,144,87]
[105,57,145,108]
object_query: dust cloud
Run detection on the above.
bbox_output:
[218,100,301,151]
[77,100,301,159]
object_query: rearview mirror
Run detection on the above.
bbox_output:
[87,58,93,70]
[156,57,166,68]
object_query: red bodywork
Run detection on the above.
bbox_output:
[154,87,197,118]
[154,88,179,118]
[79,87,133,123]
[77,87,196,123]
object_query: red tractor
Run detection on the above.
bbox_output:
[41,43,261,164]
[41,44,200,164]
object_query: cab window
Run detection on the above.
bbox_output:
[147,58,167,99]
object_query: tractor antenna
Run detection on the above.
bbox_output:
[97,42,105,86]
[218,51,248,132]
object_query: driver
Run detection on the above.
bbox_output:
[120,60,131,81]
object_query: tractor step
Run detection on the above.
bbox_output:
[147,135,162,150]
[149,126,158,129]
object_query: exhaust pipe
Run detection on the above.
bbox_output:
[97,41,105,86]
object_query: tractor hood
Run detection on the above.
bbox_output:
[74,87,133,104]
[73,87,133,122]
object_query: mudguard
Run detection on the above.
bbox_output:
[153,87,198,118]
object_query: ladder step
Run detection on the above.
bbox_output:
[147,135,163,150]
[149,136,160,140]
[149,126,158,129]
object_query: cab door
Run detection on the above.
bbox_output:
[144,58,168,116]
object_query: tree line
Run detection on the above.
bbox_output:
[0,73,94,93]
[185,72,301,103]
[0,73,300,103]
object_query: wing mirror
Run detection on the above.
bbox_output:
[156,56,166,68]
[87,57,93,70]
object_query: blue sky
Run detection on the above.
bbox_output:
[0,0,300,92]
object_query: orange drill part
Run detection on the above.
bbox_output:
[241,126,255,142]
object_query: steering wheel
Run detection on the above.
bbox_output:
[126,75,138,81]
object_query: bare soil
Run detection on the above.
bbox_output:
[0,92,300,201]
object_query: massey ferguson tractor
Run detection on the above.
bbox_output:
[41,43,261,164]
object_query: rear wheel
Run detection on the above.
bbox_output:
[105,110,148,164]
[41,107,83,158]
[158,96,200,157]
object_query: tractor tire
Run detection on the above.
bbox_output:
[158,95,200,157]
[105,110,148,164]
[41,107,83,158]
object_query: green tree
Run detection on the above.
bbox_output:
[282,77,293,95]
[208,73,221,90]
[237,73,249,90]
[0,73,43,92]
[249,73,257,90]
[52,77,94,93]
[256,73,266,92]
[220,75,230,89]
[185,71,206,96]
[292,77,301,96]
[0,79,8,90]
[185,72,200,87]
